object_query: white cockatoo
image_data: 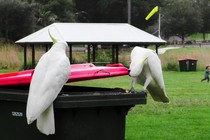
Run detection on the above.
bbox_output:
[26,31,71,135]
[129,46,169,103]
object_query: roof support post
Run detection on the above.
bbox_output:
[24,45,27,70]
[112,45,115,63]
[155,44,159,54]
[115,45,119,63]
[45,44,49,52]
[112,44,119,63]
[87,45,91,63]
[92,44,96,62]
[69,44,72,64]
[31,44,35,68]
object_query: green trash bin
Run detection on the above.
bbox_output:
[178,58,188,71]
[0,85,146,140]
[188,58,198,71]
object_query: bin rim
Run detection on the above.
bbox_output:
[178,58,198,61]
[178,58,188,61]
[188,58,198,61]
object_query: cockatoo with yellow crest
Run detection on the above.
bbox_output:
[129,46,169,103]
[26,31,71,135]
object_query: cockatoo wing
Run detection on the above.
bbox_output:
[146,51,169,103]
[26,51,70,135]
[147,83,169,103]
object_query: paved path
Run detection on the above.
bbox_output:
[158,46,181,54]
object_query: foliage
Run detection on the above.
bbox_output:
[0,43,21,70]
[161,0,202,42]
[74,0,162,29]
[0,0,35,41]
[35,4,58,29]
[166,61,178,71]
[197,0,210,40]
[35,0,75,30]
[1,0,210,42]
[94,49,112,63]
[188,33,210,41]
[20,61,33,70]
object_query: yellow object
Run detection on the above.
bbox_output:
[48,30,57,44]
[145,6,159,20]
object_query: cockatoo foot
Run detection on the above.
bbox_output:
[128,88,136,94]
[136,90,147,96]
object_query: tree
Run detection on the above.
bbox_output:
[35,4,58,29]
[35,0,75,25]
[75,0,127,23]
[46,0,75,22]
[161,0,202,43]
[0,0,35,41]
[74,0,163,30]
[196,0,210,40]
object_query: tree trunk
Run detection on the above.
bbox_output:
[181,35,185,44]
[202,32,206,41]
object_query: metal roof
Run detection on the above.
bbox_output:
[16,23,166,45]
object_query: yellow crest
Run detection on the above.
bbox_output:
[48,30,57,44]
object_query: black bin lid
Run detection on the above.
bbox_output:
[0,85,146,108]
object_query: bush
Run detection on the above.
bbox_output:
[0,0,35,41]
[20,61,33,70]
[0,43,21,70]
[166,62,179,71]
[95,49,112,63]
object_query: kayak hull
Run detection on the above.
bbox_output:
[0,63,129,86]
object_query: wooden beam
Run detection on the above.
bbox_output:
[24,45,27,70]
[45,44,49,52]
[112,45,115,63]
[156,44,159,54]
[69,44,72,64]
[115,45,119,63]
[92,44,96,62]
[31,44,35,68]
[87,45,91,63]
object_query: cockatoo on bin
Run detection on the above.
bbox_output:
[129,46,169,103]
[26,31,71,135]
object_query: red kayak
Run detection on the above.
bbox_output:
[0,63,129,86]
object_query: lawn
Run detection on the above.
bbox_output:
[70,71,210,140]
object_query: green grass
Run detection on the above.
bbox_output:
[188,33,210,40]
[126,71,210,140]
[70,71,210,140]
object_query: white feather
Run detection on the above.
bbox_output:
[26,42,71,135]
[129,46,169,103]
